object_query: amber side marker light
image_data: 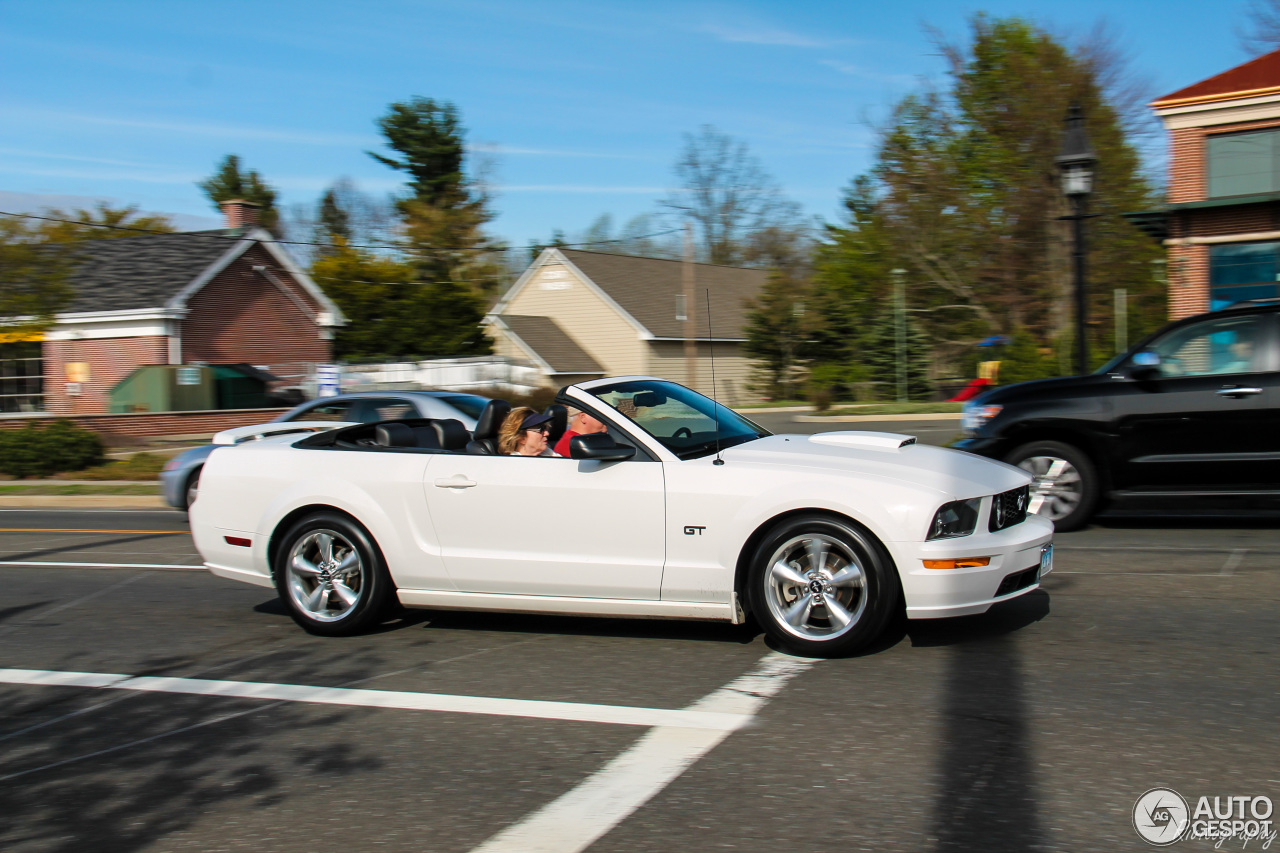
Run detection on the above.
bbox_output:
[923,557,991,569]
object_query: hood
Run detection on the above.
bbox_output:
[722,432,1030,500]
[972,372,1111,404]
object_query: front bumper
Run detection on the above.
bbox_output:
[891,514,1054,619]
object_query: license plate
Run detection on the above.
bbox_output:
[1039,544,1053,577]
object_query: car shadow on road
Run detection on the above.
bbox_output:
[385,607,764,645]
[913,590,1049,851]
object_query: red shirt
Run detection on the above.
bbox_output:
[553,430,580,458]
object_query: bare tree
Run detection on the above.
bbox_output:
[660,125,800,266]
[1239,0,1280,55]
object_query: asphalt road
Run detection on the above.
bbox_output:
[1,507,1277,853]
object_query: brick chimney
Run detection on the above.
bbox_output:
[219,199,261,229]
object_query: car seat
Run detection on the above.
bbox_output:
[543,404,568,448]
[375,422,416,448]
[466,399,510,454]
[432,419,470,452]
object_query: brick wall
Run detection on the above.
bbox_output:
[182,246,331,366]
[42,336,169,416]
[1169,127,1206,203]
[1167,244,1209,320]
[0,408,289,441]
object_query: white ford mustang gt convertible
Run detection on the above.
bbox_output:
[191,376,1052,656]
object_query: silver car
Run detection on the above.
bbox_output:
[159,391,489,509]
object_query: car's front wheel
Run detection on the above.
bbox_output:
[183,467,201,510]
[1005,440,1098,532]
[748,515,899,657]
[274,512,392,636]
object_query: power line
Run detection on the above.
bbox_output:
[0,210,681,254]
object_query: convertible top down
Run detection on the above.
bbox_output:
[191,377,1052,656]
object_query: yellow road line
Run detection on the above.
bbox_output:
[0,528,189,534]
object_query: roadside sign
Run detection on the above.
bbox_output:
[317,364,340,398]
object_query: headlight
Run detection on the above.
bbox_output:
[927,498,982,540]
[961,403,1002,434]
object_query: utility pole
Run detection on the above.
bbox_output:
[683,222,697,391]
[892,268,907,403]
[1115,288,1128,355]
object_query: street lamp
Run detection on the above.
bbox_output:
[1057,103,1096,376]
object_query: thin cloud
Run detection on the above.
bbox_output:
[468,143,649,160]
[10,108,378,148]
[0,165,206,185]
[0,148,159,169]
[699,22,842,49]
[495,185,668,194]
[820,59,916,87]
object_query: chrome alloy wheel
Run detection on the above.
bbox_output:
[763,533,867,642]
[285,529,365,623]
[1017,455,1082,522]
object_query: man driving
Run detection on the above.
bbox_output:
[554,407,609,457]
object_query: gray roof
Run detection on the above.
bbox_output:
[501,315,604,374]
[54,230,244,313]
[558,249,767,339]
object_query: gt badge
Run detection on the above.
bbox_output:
[683,525,706,535]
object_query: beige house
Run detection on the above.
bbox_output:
[486,249,768,405]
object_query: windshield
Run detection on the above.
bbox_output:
[585,379,769,459]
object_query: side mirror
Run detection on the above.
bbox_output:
[569,432,637,462]
[1126,349,1161,380]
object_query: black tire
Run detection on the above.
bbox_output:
[182,467,201,510]
[747,514,900,657]
[1005,440,1099,532]
[273,512,392,636]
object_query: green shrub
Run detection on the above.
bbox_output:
[0,419,105,478]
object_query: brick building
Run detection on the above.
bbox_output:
[1138,49,1280,319]
[0,201,343,416]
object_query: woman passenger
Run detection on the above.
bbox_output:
[498,407,558,456]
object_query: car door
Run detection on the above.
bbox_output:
[1113,313,1275,490]
[422,452,665,600]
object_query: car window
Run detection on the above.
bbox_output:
[436,394,488,420]
[361,399,418,422]
[288,401,354,422]
[1148,315,1265,377]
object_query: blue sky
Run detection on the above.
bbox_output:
[0,0,1262,248]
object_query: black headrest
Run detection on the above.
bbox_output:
[375,422,416,448]
[412,425,441,450]
[543,404,568,446]
[432,418,470,452]
[473,399,510,441]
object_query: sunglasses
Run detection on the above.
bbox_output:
[525,425,550,434]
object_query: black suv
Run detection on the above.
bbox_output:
[953,300,1280,530]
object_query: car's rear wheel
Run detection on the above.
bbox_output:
[748,515,899,657]
[274,513,391,636]
[1006,440,1098,532]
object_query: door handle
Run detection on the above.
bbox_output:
[434,475,477,489]
[1216,386,1263,397]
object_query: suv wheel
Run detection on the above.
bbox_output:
[1006,440,1098,532]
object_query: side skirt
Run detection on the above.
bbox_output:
[396,588,736,623]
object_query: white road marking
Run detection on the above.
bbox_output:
[1221,548,1247,576]
[0,561,201,569]
[469,652,815,853]
[0,669,752,731]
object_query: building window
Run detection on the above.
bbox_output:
[1209,241,1280,309]
[0,342,45,413]
[1206,128,1280,198]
